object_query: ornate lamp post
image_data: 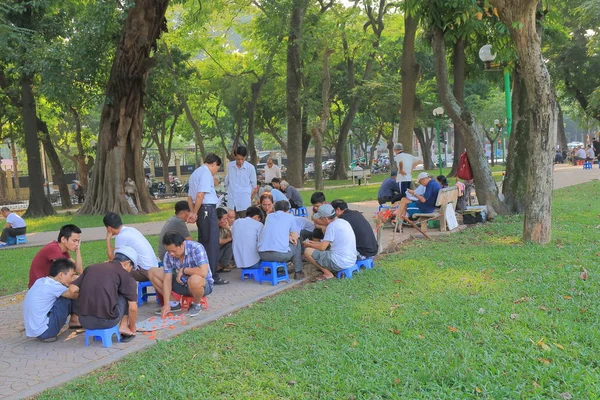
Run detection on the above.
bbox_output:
[433,106,445,176]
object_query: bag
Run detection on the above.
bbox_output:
[456,152,473,181]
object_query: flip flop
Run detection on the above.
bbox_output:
[214,277,230,285]
[311,275,333,282]
[217,267,232,273]
[120,334,136,343]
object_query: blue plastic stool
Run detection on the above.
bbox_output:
[583,161,592,170]
[336,264,360,279]
[258,261,290,286]
[294,207,308,217]
[6,236,16,245]
[85,325,121,348]
[241,267,262,282]
[137,281,158,306]
[378,204,390,212]
[356,258,374,270]
[16,235,27,245]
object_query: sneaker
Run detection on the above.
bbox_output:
[41,337,57,343]
[154,303,182,315]
[294,271,305,280]
[188,303,202,317]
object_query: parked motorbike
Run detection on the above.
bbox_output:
[171,177,183,196]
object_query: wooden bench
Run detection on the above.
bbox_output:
[412,186,459,232]
[348,168,371,185]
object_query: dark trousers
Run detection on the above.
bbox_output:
[0,226,26,243]
[219,242,233,267]
[38,297,75,340]
[197,204,220,281]
[79,295,127,330]
[400,181,412,195]
[378,193,403,205]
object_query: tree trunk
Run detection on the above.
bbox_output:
[79,0,167,215]
[248,82,261,165]
[556,102,567,151]
[432,28,507,218]
[38,119,72,208]
[70,107,90,189]
[312,49,334,191]
[414,127,434,170]
[301,108,311,169]
[449,37,466,177]
[398,14,419,150]
[10,136,21,198]
[368,124,384,170]
[22,74,55,217]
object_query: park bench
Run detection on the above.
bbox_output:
[412,186,459,232]
[348,168,371,185]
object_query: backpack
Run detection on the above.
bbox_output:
[456,151,473,181]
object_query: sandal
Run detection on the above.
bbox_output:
[311,275,334,282]
[217,267,232,273]
[214,277,230,285]
[120,334,136,343]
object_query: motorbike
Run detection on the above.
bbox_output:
[171,177,183,196]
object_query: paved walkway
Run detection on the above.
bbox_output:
[0,164,597,399]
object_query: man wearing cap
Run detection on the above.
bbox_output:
[393,143,421,195]
[68,246,139,342]
[377,170,402,205]
[303,204,357,281]
[395,172,441,220]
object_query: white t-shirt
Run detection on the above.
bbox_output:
[225,160,257,211]
[576,149,586,159]
[586,147,595,158]
[7,212,26,228]
[323,218,357,269]
[23,277,67,337]
[232,217,263,268]
[115,226,158,270]
[394,152,420,182]
[264,164,281,183]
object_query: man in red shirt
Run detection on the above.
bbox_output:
[28,225,82,288]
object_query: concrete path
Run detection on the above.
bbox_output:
[0,164,596,399]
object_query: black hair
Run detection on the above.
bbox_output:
[311,191,326,205]
[58,224,82,242]
[246,206,264,222]
[175,200,190,214]
[436,175,448,187]
[217,207,228,220]
[114,252,134,264]
[204,153,222,166]
[103,212,122,229]
[49,259,76,277]
[330,199,348,211]
[0,207,9,213]
[163,231,185,246]
[274,200,290,212]
[234,146,247,157]
[271,177,281,184]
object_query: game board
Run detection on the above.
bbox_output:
[136,314,185,332]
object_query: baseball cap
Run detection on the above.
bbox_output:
[314,204,335,219]
[115,246,138,266]
[417,172,429,181]
[393,143,403,151]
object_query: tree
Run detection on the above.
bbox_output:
[398,5,420,150]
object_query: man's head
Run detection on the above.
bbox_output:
[114,245,138,272]
[0,207,10,218]
[330,199,348,217]
[393,143,403,154]
[217,207,229,228]
[204,153,222,175]
[310,191,326,208]
[163,231,186,259]
[234,146,248,168]
[174,200,190,221]
[274,200,290,213]
[260,193,274,215]
[417,172,431,186]
[103,212,122,235]
[49,259,76,286]
[280,180,289,191]
[271,177,281,189]
[390,170,398,178]
[246,205,264,223]
[266,157,274,167]
[313,204,336,226]
[57,224,82,252]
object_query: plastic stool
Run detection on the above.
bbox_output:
[172,293,209,310]
[16,235,27,245]
[294,207,308,217]
[583,161,592,170]
[137,281,158,306]
[378,204,390,212]
[85,325,121,348]
[258,261,290,286]
[336,264,359,279]
[6,236,16,245]
[241,267,262,282]
[356,258,374,270]
[577,160,584,166]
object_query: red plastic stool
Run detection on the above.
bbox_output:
[171,292,208,310]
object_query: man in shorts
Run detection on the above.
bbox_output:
[303,204,357,280]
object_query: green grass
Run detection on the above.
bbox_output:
[36,181,600,399]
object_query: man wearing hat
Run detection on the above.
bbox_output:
[68,246,139,342]
[377,170,402,205]
[393,143,421,195]
[303,204,357,281]
[395,172,441,220]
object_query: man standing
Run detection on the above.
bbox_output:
[225,146,258,218]
[23,259,80,343]
[104,212,158,282]
[303,204,357,281]
[156,201,193,262]
[29,224,82,288]
[187,153,229,285]
[263,157,281,184]
[0,207,26,246]
[377,171,402,205]
[393,143,421,195]
[331,199,378,259]
[280,180,303,208]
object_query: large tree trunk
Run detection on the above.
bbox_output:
[432,28,507,218]
[449,37,466,177]
[312,49,334,191]
[80,0,167,215]
[39,119,72,208]
[556,102,567,151]
[398,14,419,150]
[491,0,557,244]
[301,108,311,168]
[70,107,91,189]
[22,74,55,217]
[10,136,21,198]
[414,127,434,170]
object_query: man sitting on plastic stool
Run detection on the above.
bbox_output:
[149,231,214,318]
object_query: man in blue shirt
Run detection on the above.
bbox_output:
[395,172,441,218]
[377,171,402,205]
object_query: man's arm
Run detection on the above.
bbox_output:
[303,239,330,251]
[127,301,138,332]
[398,160,405,176]
[184,263,209,278]
[74,244,83,274]
[289,230,299,245]
[187,192,205,223]
[61,287,79,299]
[106,230,115,260]
[161,272,173,318]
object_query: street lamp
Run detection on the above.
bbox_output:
[479,44,512,144]
[433,106,445,176]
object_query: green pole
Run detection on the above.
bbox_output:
[436,118,443,176]
[504,68,512,136]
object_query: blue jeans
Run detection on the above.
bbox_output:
[38,297,75,340]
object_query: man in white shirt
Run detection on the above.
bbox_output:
[585,144,595,161]
[574,146,587,164]
[232,206,264,269]
[225,146,258,218]
[258,200,304,279]
[103,212,158,282]
[393,143,421,197]
[263,158,281,184]
[303,204,357,281]
[0,207,26,245]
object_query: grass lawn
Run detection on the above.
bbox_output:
[37,181,600,399]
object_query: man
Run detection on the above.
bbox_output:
[593,137,600,159]
[0,207,26,246]
[156,201,193,262]
[393,143,421,195]
[280,180,303,208]
[395,172,441,220]
[269,178,290,204]
[187,153,229,285]
[310,191,327,240]
[377,170,402,205]
[585,144,595,162]
[29,224,82,288]
[258,200,305,280]
[303,204,357,281]
[331,199,378,259]
[149,232,214,317]
[263,157,281,184]
[23,259,80,343]
[104,212,158,282]
[232,206,264,269]
[71,180,85,203]
[574,146,587,164]
[225,145,258,218]
[69,246,139,341]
